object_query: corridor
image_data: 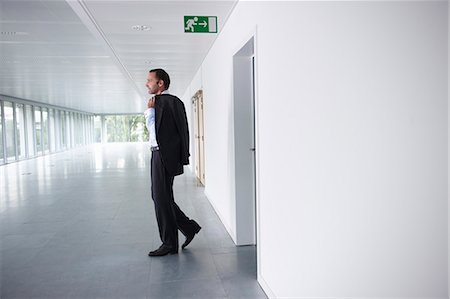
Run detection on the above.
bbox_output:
[0,143,267,299]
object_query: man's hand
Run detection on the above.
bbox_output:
[147,97,155,108]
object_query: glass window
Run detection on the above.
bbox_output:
[67,111,72,148]
[65,111,70,148]
[82,114,86,145]
[86,115,89,144]
[133,115,147,142]
[70,112,75,148]
[49,109,55,152]
[25,105,34,157]
[84,114,87,145]
[73,113,77,146]
[54,110,60,151]
[4,102,15,162]
[74,113,78,146]
[42,108,49,153]
[79,114,83,145]
[34,106,42,155]
[90,116,94,143]
[76,113,81,146]
[104,115,146,142]
[94,116,102,143]
[105,115,117,142]
[90,116,93,143]
[0,101,4,164]
[15,103,26,159]
[60,110,66,149]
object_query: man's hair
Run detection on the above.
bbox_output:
[149,68,170,89]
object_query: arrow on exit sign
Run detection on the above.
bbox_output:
[184,16,217,33]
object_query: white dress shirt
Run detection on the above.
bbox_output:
[144,90,169,147]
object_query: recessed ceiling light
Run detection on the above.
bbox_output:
[132,25,151,31]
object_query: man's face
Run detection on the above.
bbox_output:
[146,72,162,95]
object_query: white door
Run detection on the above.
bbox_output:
[233,37,256,246]
[192,90,205,186]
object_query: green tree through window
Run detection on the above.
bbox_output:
[104,115,148,142]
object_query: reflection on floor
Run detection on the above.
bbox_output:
[1,143,267,299]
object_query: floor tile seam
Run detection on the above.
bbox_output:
[21,219,74,225]
[1,237,53,251]
[209,245,238,286]
[91,263,151,282]
[0,227,64,236]
[147,271,224,285]
[1,232,57,252]
[50,228,107,239]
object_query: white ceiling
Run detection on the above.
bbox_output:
[0,0,237,114]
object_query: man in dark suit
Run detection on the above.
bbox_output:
[144,69,201,257]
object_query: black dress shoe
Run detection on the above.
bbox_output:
[148,245,178,257]
[182,224,202,250]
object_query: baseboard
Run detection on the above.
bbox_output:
[254,294,447,299]
[257,273,276,298]
[203,190,237,244]
[255,274,446,299]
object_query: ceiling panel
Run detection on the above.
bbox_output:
[0,0,237,114]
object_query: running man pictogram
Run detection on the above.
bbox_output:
[185,17,198,32]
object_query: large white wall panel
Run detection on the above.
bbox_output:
[184,1,448,298]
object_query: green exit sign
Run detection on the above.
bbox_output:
[184,16,217,33]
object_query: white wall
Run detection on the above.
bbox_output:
[183,1,448,298]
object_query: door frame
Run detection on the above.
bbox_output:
[192,89,205,185]
[232,28,261,251]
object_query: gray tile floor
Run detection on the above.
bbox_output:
[0,143,267,299]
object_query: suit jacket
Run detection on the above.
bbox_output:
[154,94,190,176]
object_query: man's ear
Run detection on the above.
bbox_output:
[158,80,164,88]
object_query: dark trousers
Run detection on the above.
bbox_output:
[151,150,196,248]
